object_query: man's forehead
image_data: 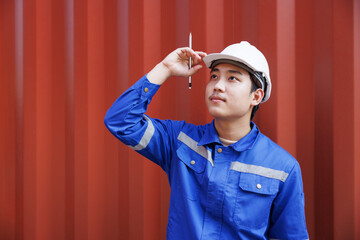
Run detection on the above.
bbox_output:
[210,63,248,75]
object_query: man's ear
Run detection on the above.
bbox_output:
[251,88,264,106]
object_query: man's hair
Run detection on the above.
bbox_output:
[249,73,262,120]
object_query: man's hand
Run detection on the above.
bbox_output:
[147,48,207,85]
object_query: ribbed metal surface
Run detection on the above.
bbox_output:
[0,0,359,239]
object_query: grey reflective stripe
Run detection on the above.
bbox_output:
[230,162,289,182]
[128,115,155,151]
[177,131,214,166]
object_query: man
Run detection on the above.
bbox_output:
[104,41,309,239]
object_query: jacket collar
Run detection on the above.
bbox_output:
[198,120,259,152]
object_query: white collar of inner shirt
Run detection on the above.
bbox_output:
[218,136,237,147]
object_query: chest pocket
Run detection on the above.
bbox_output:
[175,143,208,200]
[234,173,280,229]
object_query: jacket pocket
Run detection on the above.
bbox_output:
[233,173,280,229]
[175,143,207,200]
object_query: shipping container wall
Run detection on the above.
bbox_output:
[0,0,359,239]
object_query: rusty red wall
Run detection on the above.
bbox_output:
[1,0,359,239]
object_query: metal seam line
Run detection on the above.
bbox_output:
[128,115,155,151]
[177,131,214,166]
[230,162,289,182]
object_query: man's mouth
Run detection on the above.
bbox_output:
[209,94,225,102]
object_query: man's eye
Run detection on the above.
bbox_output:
[210,74,218,79]
[229,76,238,81]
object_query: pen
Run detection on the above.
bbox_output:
[189,32,192,89]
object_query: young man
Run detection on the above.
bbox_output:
[104,42,309,239]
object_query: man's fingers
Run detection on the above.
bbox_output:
[179,48,207,61]
[195,51,207,58]
[188,64,203,76]
[191,50,207,61]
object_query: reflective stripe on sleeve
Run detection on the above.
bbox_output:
[177,131,214,166]
[230,162,289,182]
[128,115,155,151]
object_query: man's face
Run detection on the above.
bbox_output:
[205,63,256,121]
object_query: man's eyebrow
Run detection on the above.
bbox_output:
[228,69,243,75]
[210,68,219,73]
[210,68,244,75]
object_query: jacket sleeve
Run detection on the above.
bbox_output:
[104,75,184,174]
[268,161,309,240]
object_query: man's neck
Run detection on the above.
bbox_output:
[214,118,251,142]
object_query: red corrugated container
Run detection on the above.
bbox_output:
[1,0,359,239]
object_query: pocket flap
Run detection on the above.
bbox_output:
[176,144,207,173]
[239,173,280,195]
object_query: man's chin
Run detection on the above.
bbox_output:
[208,111,226,119]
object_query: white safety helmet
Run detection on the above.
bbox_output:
[203,41,272,103]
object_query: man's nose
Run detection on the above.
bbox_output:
[214,77,225,92]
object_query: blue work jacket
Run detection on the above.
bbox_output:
[104,75,309,240]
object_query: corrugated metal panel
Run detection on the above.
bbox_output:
[0,0,359,239]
